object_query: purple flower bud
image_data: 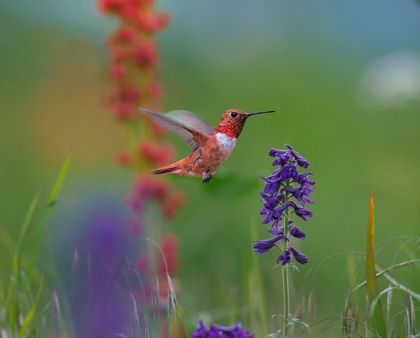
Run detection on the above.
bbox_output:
[277,248,292,265]
[286,144,310,168]
[289,226,306,239]
[289,247,309,264]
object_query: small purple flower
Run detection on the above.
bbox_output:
[289,201,314,221]
[267,226,284,235]
[260,193,284,210]
[297,172,315,187]
[269,148,290,166]
[289,247,309,264]
[190,320,253,338]
[286,144,310,168]
[253,233,288,254]
[277,248,292,265]
[289,225,306,239]
[281,186,314,206]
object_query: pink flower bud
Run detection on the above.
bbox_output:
[132,41,158,68]
[109,64,127,80]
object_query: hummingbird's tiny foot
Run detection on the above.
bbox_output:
[202,175,213,184]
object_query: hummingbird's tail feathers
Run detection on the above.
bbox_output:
[150,164,180,175]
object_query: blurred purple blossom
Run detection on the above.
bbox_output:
[190,320,254,338]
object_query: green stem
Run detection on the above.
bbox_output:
[282,179,291,337]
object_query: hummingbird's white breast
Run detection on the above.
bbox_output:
[215,132,237,156]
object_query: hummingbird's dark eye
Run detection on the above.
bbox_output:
[230,111,238,118]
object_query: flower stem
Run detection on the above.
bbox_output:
[282,178,291,337]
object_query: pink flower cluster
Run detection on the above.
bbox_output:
[99,0,169,120]
[125,175,186,223]
[99,5,185,334]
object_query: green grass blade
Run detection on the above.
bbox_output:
[33,151,72,255]
[16,194,39,260]
[365,191,387,338]
[0,228,16,256]
[369,287,400,319]
[18,275,44,338]
[380,270,420,302]
[250,216,268,335]
[6,255,20,328]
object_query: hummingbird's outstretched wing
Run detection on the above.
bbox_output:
[140,108,212,150]
[168,110,214,136]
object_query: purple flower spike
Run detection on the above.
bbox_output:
[289,226,306,239]
[289,247,309,264]
[277,248,292,265]
[257,145,314,265]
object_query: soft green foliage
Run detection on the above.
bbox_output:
[0,153,71,336]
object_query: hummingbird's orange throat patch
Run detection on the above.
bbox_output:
[216,124,242,139]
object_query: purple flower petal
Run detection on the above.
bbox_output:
[277,248,292,265]
[289,247,309,264]
[289,226,306,239]
[286,144,310,168]
[253,234,288,254]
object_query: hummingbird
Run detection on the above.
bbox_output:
[140,108,274,183]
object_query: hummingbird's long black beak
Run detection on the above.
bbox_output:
[246,110,275,117]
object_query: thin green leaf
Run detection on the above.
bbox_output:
[33,151,72,255]
[369,287,400,319]
[16,194,39,260]
[6,255,20,327]
[353,259,420,291]
[380,271,420,302]
[18,275,44,338]
[0,228,16,256]
[249,216,268,335]
[365,191,387,338]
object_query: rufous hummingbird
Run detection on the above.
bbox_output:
[141,108,274,183]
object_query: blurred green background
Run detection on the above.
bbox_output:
[1,0,420,334]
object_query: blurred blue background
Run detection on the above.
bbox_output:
[1,0,420,333]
